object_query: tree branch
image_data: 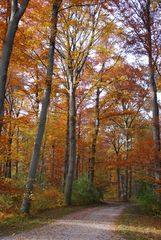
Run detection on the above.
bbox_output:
[17,0,30,19]
[59,1,106,12]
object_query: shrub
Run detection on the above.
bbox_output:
[136,181,161,215]
[32,187,64,212]
[0,193,21,213]
[0,178,22,213]
[72,175,103,205]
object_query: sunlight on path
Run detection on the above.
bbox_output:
[118,223,161,236]
[1,204,126,240]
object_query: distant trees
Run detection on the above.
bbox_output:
[110,0,161,185]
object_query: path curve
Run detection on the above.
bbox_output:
[1,203,126,240]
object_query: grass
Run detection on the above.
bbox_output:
[0,206,84,237]
[116,205,161,240]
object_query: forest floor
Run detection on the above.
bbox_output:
[0,202,126,240]
[117,205,161,240]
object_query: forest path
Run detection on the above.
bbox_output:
[1,203,127,240]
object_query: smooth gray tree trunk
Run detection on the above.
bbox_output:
[20,0,62,214]
[89,87,100,187]
[75,111,81,180]
[129,167,132,198]
[117,167,121,199]
[63,95,69,191]
[0,0,30,133]
[64,85,76,205]
[146,1,161,183]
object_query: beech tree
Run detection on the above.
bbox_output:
[21,0,62,214]
[0,0,30,133]
[57,2,111,205]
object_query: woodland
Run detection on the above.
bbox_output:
[0,0,161,236]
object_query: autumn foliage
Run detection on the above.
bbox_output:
[0,0,160,215]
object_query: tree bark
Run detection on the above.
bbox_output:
[5,120,13,178]
[39,134,46,184]
[75,111,81,180]
[63,95,69,190]
[116,165,121,199]
[15,127,19,178]
[125,132,129,201]
[20,0,61,214]
[5,138,12,178]
[50,144,55,182]
[89,87,100,187]
[64,85,76,205]
[146,1,161,183]
[129,167,132,198]
[0,0,29,133]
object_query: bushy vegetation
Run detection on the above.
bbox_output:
[136,181,161,215]
[32,187,64,212]
[0,178,64,216]
[0,193,21,213]
[72,175,103,205]
[0,179,82,237]
[0,179,22,214]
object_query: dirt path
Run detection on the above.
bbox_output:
[1,203,126,240]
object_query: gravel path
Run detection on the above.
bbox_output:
[1,203,126,240]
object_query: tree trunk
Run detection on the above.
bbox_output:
[5,161,12,178]
[121,174,126,200]
[50,144,55,182]
[125,132,129,201]
[15,127,19,178]
[89,87,100,187]
[39,133,46,184]
[63,95,69,190]
[146,0,160,185]
[20,0,61,214]
[75,111,81,180]
[125,168,129,201]
[149,53,160,181]
[64,86,76,205]
[117,167,121,199]
[0,0,29,133]
[129,167,132,198]
[5,122,13,178]
[15,161,19,178]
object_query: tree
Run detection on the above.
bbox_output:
[21,0,62,214]
[56,2,110,205]
[0,0,30,133]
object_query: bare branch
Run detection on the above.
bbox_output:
[17,0,30,19]
[59,1,106,12]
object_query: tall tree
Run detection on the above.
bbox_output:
[21,0,62,214]
[57,3,108,205]
[0,0,30,133]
